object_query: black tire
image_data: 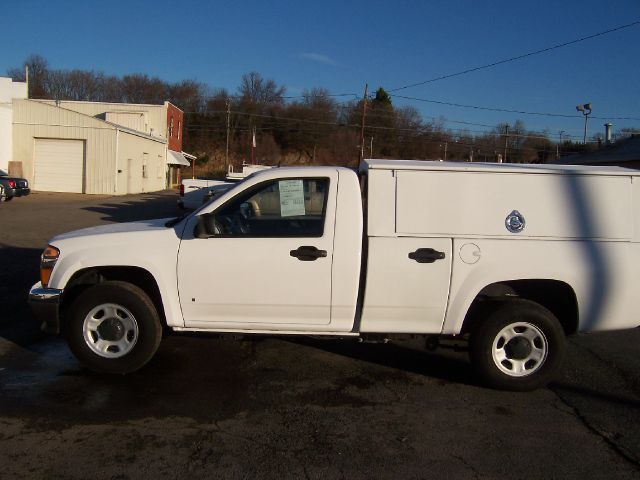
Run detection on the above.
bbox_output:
[4,196,12,202]
[469,299,565,391]
[66,281,162,374]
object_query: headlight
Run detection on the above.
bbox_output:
[40,245,60,287]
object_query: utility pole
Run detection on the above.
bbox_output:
[251,126,256,165]
[25,65,29,99]
[359,83,368,165]
[225,99,230,173]
[503,125,509,163]
[443,141,448,161]
[557,130,565,159]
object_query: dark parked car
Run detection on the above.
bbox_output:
[0,169,30,202]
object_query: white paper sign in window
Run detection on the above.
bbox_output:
[279,180,306,217]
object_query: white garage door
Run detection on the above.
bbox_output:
[34,139,85,193]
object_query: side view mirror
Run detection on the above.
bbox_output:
[195,214,225,238]
[195,215,213,238]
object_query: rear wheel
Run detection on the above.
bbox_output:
[66,281,162,374]
[469,299,565,391]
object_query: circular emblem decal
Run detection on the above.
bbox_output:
[505,210,525,233]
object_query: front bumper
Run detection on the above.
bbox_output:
[28,282,63,334]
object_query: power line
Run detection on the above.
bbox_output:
[389,20,640,92]
[185,123,555,153]
[199,92,359,101]
[188,90,638,137]
[191,109,561,139]
[190,106,593,139]
[391,94,640,121]
[334,105,586,138]
[186,110,589,143]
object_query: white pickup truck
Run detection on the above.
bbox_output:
[29,160,640,390]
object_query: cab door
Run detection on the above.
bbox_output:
[177,173,337,329]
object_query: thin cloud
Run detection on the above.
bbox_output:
[299,53,338,66]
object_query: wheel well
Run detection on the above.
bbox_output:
[462,280,579,336]
[61,267,167,328]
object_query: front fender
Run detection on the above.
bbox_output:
[49,242,183,328]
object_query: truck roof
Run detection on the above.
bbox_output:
[361,159,640,177]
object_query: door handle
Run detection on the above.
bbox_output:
[408,248,446,263]
[290,246,327,261]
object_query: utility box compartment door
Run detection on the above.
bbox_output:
[360,237,452,334]
[395,170,631,240]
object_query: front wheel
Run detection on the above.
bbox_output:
[66,281,162,374]
[469,299,566,391]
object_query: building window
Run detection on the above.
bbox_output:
[169,117,174,138]
[178,121,181,140]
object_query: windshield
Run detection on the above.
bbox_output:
[0,169,7,176]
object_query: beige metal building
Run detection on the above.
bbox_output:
[12,99,170,194]
[37,100,169,139]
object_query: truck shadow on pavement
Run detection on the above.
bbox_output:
[289,337,478,387]
[2,332,639,429]
[551,382,640,409]
[81,191,182,223]
[0,245,44,344]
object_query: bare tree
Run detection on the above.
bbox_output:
[5,55,569,167]
[168,79,206,112]
[120,74,167,104]
[238,71,285,107]
[7,54,50,98]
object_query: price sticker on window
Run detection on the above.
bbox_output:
[279,180,306,217]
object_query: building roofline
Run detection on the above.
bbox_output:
[164,100,184,114]
[552,135,640,166]
[38,99,165,108]
[110,122,167,143]
[20,99,166,144]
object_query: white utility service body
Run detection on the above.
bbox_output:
[29,159,640,390]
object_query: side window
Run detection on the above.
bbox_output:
[200,178,329,237]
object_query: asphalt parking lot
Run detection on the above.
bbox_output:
[1,191,639,479]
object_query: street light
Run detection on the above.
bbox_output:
[576,103,592,144]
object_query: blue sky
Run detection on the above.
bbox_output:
[1,0,639,141]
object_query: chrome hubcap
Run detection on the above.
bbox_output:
[492,322,548,377]
[82,303,138,358]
